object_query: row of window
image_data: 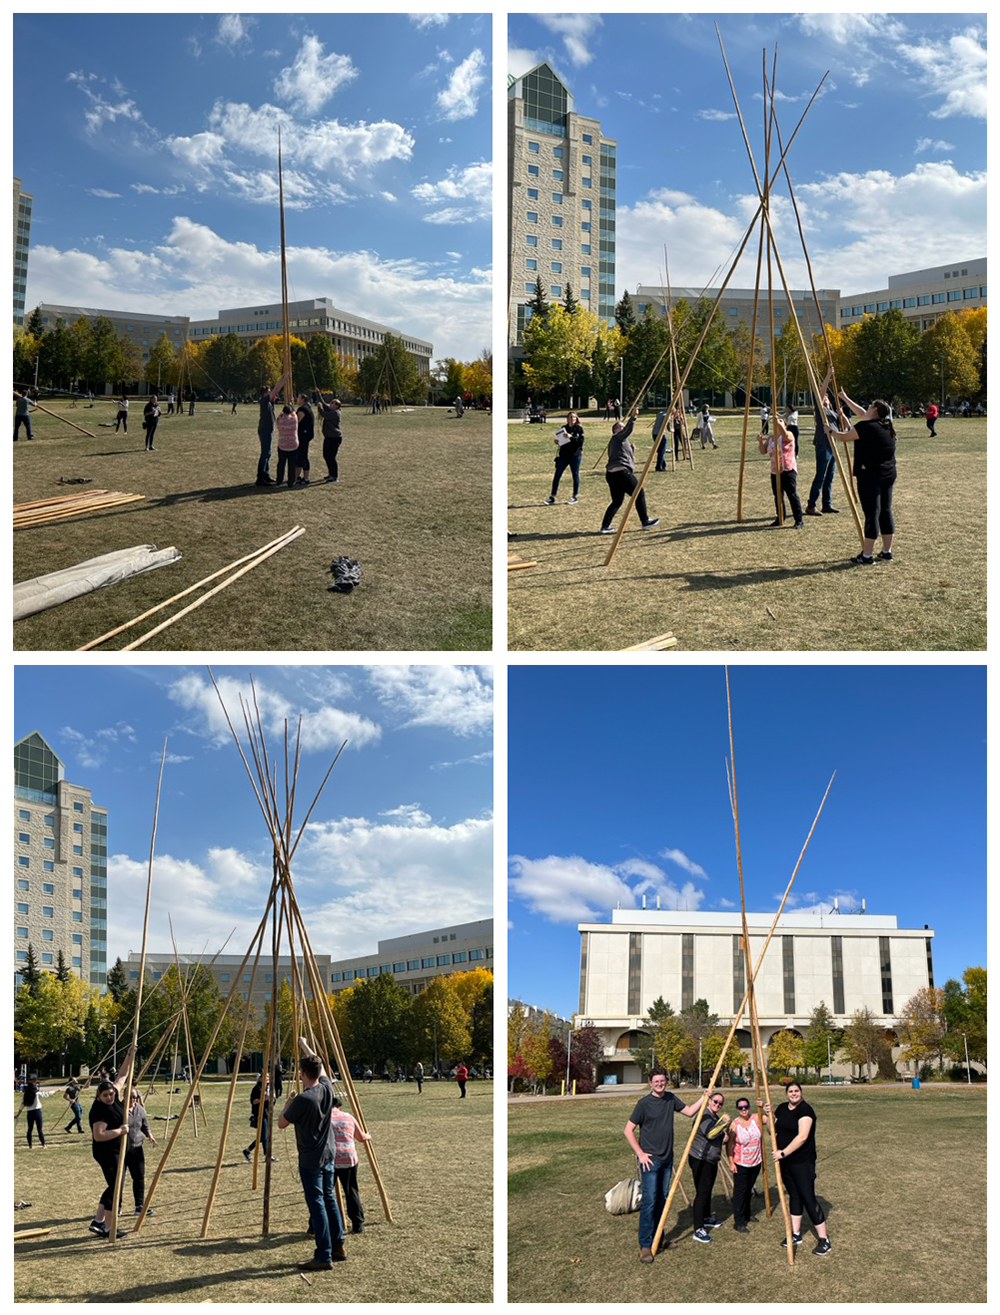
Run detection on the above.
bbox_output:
[524,285,591,300]
[525,261,592,277]
[17,917,84,936]
[332,948,488,982]
[526,237,591,256]
[16,952,83,966]
[842,286,985,317]
[527,138,595,155]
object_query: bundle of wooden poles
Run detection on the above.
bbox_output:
[14,489,144,529]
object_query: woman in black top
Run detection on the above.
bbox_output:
[765,1081,831,1256]
[544,411,585,504]
[688,1090,729,1242]
[88,1046,134,1238]
[833,392,896,565]
[295,394,315,485]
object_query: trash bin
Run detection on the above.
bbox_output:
[911,1077,920,1090]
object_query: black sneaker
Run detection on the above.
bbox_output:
[822,506,840,514]
[793,520,805,529]
[641,518,659,530]
[89,1220,110,1237]
[813,1237,832,1256]
[543,496,555,505]
[781,1231,803,1248]
[704,1216,722,1229]
[877,551,893,561]
[243,1148,252,1162]
[850,553,875,566]
[734,1224,749,1233]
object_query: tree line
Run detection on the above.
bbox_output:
[515,281,987,413]
[14,947,492,1079]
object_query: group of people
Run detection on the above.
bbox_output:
[255,375,343,489]
[624,1070,830,1261]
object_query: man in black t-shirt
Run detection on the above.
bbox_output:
[624,1069,705,1262]
[278,1044,345,1271]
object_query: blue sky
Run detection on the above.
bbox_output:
[15,664,493,967]
[508,665,985,1019]
[15,12,491,360]
[508,13,986,299]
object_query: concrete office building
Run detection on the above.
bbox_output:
[837,257,986,334]
[14,732,108,991]
[577,907,935,1083]
[36,303,190,383]
[13,177,32,327]
[508,62,616,366]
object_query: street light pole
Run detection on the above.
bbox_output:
[963,1032,971,1084]
[619,356,624,407]
[565,1025,574,1093]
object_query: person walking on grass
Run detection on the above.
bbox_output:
[278,1042,346,1272]
[726,1095,766,1233]
[544,411,585,504]
[17,1075,45,1147]
[758,411,804,529]
[143,395,160,451]
[765,1081,831,1256]
[699,403,718,449]
[624,1068,707,1263]
[114,394,129,434]
[924,400,939,437]
[87,1045,134,1238]
[689,1090,730,1244]
[314,394,343,483]
[244,1074,272,1162]
[600,408,660,535]
[830,390,897,566]
[64,1078,85,1134]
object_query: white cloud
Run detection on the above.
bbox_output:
[537,15,602,68]
[507,46,540,80]
[131,183,160,195]
[60,722,136,769]
[216,14,253,49]
[380,191,397,203]
[410,13,449,28]
[366,665,492,737]
[412,160,491,224]
[659,848,709,880]
[437,49,487,120]
[916,137,955,154]
[697,109,737,122]
[273,36,357,115]
[508,854,705,925]
[167,671,381,754]
[899,29,986,119]
[87,188,122,199]
[165,130,227,169]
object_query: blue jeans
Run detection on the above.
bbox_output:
[551,448,582,497]
[808,438,836,509]
[638,1157,672,1248]
[257,425,273,477]
[300,1161,344,1261]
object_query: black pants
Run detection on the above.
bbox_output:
[688,1155,719,1230]
[14,414,32,440]
[602,470,650,530]
[335,1164,365,1229]
[296,437,311,476]
[125,1147,146,1210]
[276,448,298,486]
[779,1157,825,1226]
[856,473,895,539]
[770,470,802,522]
[115,410,128,433]
[95,1152,120,1211]
[26,1109,45,1146]
[145,419,158,448]
[731,1163,760,1225]
[458,1080,467,1098]
[323,434,342,479]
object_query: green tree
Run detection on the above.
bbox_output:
[469,979,493,1071]
[771,314,809,404]
[25,305,45,338]
[729,318,766,404]
[202,331,250,398]
[84,316,124,392]
[631,996,675,1079]
[21,943,41,994]
[13,329,42,391]
[412,974,471,1067]
[898,986,948,1071]
[849,309,920,406]
[944,966,987,1068]
[914,310,981,404]
[55,950,70,984]
[340,973,413,1071]
[106,957,130,1002]
[69,317,93,390]
[145,332,177,392]
[246,337,285,394]
[840,1006,890,1081]
[434,357,466,400]
[701,1032,745,1082]
[527,279,549,325]
[522,303,604,407]
[358,332,424,404]
[119,336,143,389]
[563,283,579,315]
[306,333,343,394]
[38,317,80,390]
[683,297,738,400]
[622,304,671,405]
[766,1028,804,1077]
[801,1001,837,1077]
[615,290,636,335]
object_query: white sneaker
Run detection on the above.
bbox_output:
[543,496,555,505]
[567,496,578,504]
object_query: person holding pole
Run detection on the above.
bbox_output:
[13,391,35,440]
[599,408,660,535]
[314,394,343,483]
[329,1094,372,1234]
[124,1088,157,1215]
[829,391,897,565]
[87,1046,134,1238]
[64,1077,85,1134]
[256,372,289,486]
[765,1082,831,1255]
[758,411,804,528]
[805,366,840,516]
[624,1069,705,1263]
[726,1095,766,1232]
[688,1090,729,1243]
[278,1043,346,1271]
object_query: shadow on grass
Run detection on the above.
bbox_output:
[513,561,844,592]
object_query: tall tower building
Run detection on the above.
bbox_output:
[14,733,108,990]
[13,177,32,327]
[507,63,616,389]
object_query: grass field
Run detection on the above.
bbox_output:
[14,1076,492,1303]
[14,402,491,651]
[508,414,986,651]
[508,1083,985,1303]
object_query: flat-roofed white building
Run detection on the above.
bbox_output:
[577,908,935,1083]
[837,257,986,334]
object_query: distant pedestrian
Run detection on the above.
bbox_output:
[143,396,160,451]
[759,402,769,435]
[166,390,175,415]
[64,1078,85,1134]
[613,398,622,421]
[924,401,939,437]
[454,394,465,417]
[785,404,799,456]
[13,392,34,441]
[274,1062,284,1100]
[604,398,613,421]
[244,1074,271,1161]
[414,1062,424,1094]
[315,394,343,483]
[544,411,584,504]
[114,395,129,433]
[17,1075,46,1147]
[456,1062,469,1098]
[699,403,717,449]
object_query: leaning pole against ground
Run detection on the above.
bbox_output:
[651,732,836,1263]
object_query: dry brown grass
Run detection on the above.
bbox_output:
[14,402,491,651]
[14,1077,492,1302]
[508,1083,986,1303]
[508,414,986,651]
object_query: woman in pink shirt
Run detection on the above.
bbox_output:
[726,1095,767,1233]
[275,405,300,488]
[758,412,803,528]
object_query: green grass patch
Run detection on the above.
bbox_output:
[14,1077,492,1302]
[508,413,986,651]
[14,402,491,651]
[508,1084,986,1302]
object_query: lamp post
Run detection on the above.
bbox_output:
[963,1032,971,1085]
[827,1035,832,1082]
[619,356,624,407]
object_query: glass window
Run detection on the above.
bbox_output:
[932,293,945,304]
[581,267,591,277]
[527,165,539,176]
[332,972,341,982]
[917,295,930,306]
[43,905,54,916]
[18,856,29,867]
[18,878,30,890]
[453,951,468,963]
[421,957,435,968]
[73,957,82,967]
[581,222,591,231]
[407,959,420,970]
[43,953,54,965]
[947,290,961,301]
[890,300,902,309]
[526,211,538,223]
[864,303,876,313]
[526,259,537,270]
[551,262,562,273]
[528,141,540,153]
[19,810,30,820]
[43,861,54,872]
[18,927,29,938]
[470,949,483,960]
[17,952,28,963]
[582,133,593,144]
[552,215,562,226]
[903,297,916,307]
[582,154,592,164]
[526,234,537,246]
[526,188,538,199]
[73,889,83,898]
[581,200,592,209]
[44,837,54,848]
[73,910,83,922]
[437,955,451,966]
[877,302,888,312]
[43,929,54,941]
[581,244,591,254]
[525,283,536,294]
[43,883,54,894]
[980,286,987,297]
[44,815,54,826]
[553,146,563,158]
[582,177,592,187]
[73,934,83,944]
[17,902,29,914]
[552,193,562,203]
[74,801,84,812]
[963,288,978,299]
[553,170,563,181]
[73,822,83,832]
[73,844,83,855]
[19,832,30,843]
[552,239,563,250]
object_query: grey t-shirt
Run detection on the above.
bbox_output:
[284,1074,336,1171]
[628,1090,686,1162]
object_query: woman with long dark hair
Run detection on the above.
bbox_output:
[765,1081,831,1256]
[832,392,897,565]
[726,1094,765,1233]
[87,1047,133,1238]
[544,411,585,505]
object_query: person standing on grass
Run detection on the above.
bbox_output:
[143,395,160,451]
[87,1046,134,1238]
[275,404,300,489]
[726,1095,766,1233]
[765,1081,830,1256]
[114,394,129,433]
[688,1090,729,1244]
[456,1061,469,1098]
[244,1073,271,1162]
[544,411,585,504]
[64,1078,85,1134]
[624,1069,706,1263]
[314,394,344,483]
[124,1088,157,1216]
[758,411,804,529]
[17,1075,45,1147]
[166,389,175,416]
[600,408,660,535]
[700,403,718,449]
[414,1061,424,1093]
[925,400,939,436]
[256,372,289,486]
[330,1095,372,1234]
[278,1045,346,1272]
[295,393,315,485]
[830,390,897,566]
[785,403,800,456]
[13,391,35,440]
